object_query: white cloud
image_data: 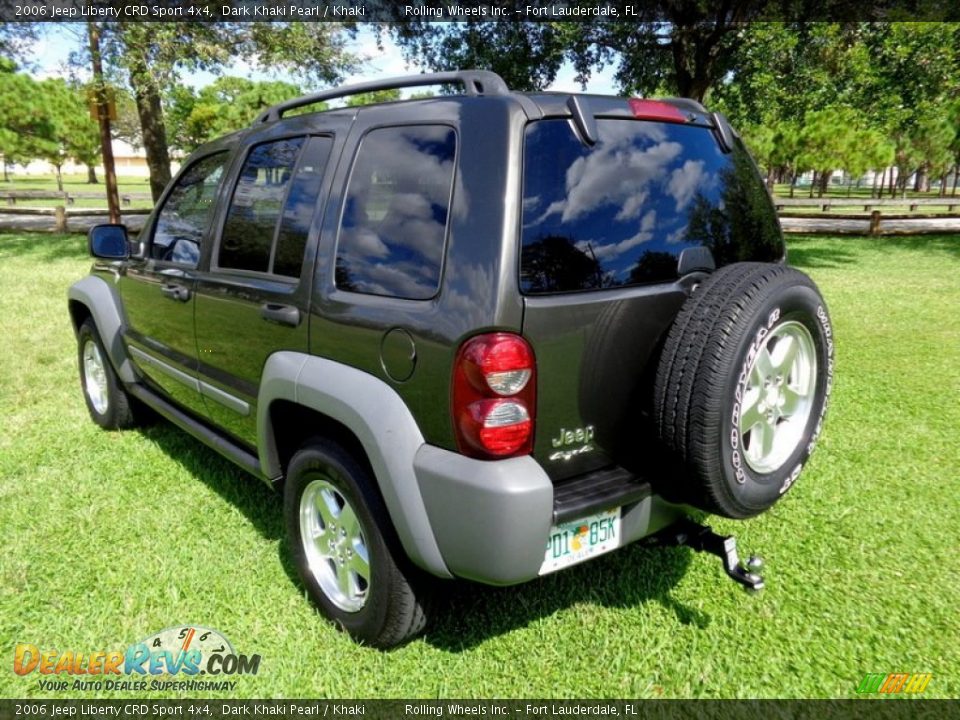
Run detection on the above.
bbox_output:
[576,210,657,260]
[667,159,709,212]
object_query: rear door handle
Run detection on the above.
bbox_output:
[260,303,300,328]
[160,284,191,302]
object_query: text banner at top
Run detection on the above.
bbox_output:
[1,0,957,23]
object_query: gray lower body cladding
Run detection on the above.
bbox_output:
[414,444,683,585]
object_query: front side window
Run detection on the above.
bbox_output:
[152,152,228,267]
[520,119,782,293]
[335,126,456,300]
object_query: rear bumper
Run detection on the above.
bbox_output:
[413,445,683,585]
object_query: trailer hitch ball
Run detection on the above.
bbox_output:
[651,518,766,592]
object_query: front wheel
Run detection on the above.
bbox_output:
[283,440,430,648]
[77,318,143,430]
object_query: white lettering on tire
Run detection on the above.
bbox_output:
[805,305,835,456]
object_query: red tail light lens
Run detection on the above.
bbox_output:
[453,333,536,458]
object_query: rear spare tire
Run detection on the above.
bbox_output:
[653,262,834,518]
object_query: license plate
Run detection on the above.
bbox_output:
[539,507,621,575]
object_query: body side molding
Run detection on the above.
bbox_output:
[257,352,452,578]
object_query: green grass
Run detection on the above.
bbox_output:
[1,232,958,699]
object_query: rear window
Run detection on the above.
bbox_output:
[520,118,781,294]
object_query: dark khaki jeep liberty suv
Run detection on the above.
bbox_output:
[69,71,833,648]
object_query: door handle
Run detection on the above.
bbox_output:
[260,303,300,328]
[160,284,191,302]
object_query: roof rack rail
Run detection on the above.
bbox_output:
[253,70,511,124]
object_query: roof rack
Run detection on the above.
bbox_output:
[253,70,511,124]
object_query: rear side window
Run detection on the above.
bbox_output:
[152,152,228,267]
[335,125,456,300]
[217,136,333,278]
[219,138,304,274]
[273,137,333,278]
[520,119,782,293]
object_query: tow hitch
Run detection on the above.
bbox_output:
[649,518,765,591]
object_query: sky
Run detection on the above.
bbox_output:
[25,24,620,96]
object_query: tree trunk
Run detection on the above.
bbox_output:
[789,172,796,198]
[819,170,831,198]
[888,167,896,197]
[2,159,7,183]
[54,164,63,192]
[873,169,881,199]
[913,163,929,193]
[940,173,947,198]
[952,163,959,197]
[89,21,121,223]
[87,165,98,184]
[809,171,816,198]
[127,48,171,203]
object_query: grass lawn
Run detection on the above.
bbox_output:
[1,232,958,699]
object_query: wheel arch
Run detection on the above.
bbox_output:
[257,352,452,579]
[67,276,138,384]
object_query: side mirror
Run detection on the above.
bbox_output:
[88,224,130,260]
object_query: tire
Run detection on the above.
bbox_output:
[653,262,834,519]
[77,318,142,430]
[283,440,430,648]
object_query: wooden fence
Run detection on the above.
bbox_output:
[0,205,151,232]
[0,190,152,206]
[774,197,960,213]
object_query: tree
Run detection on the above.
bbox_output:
[0,59,48,180]
[0,65,103,188]
[902,110,955,194]
[32,79,101,192]
[345,88,401,106]
[859,23,960,195]
[24,22,357,202]
[949,98,960,197]
[166,77,303,153]
[389,5,768,101]
[388,22,567,91]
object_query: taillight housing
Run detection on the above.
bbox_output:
[452,332,536,459]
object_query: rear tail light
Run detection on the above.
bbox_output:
[453,333,536,459]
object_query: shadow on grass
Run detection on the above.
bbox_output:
[423,545,702,652]
[0,230,88,263]
[138,422,285,544]
[876,233,960,261]
[786,242,858,269]
[136,421,706,651]
[787,232,960,269]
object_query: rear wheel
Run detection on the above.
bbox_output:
[283,440,430,648]
[653,262,834,518]
[77,318,142,430]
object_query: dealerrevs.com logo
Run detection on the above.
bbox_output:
[14,625,261,692]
